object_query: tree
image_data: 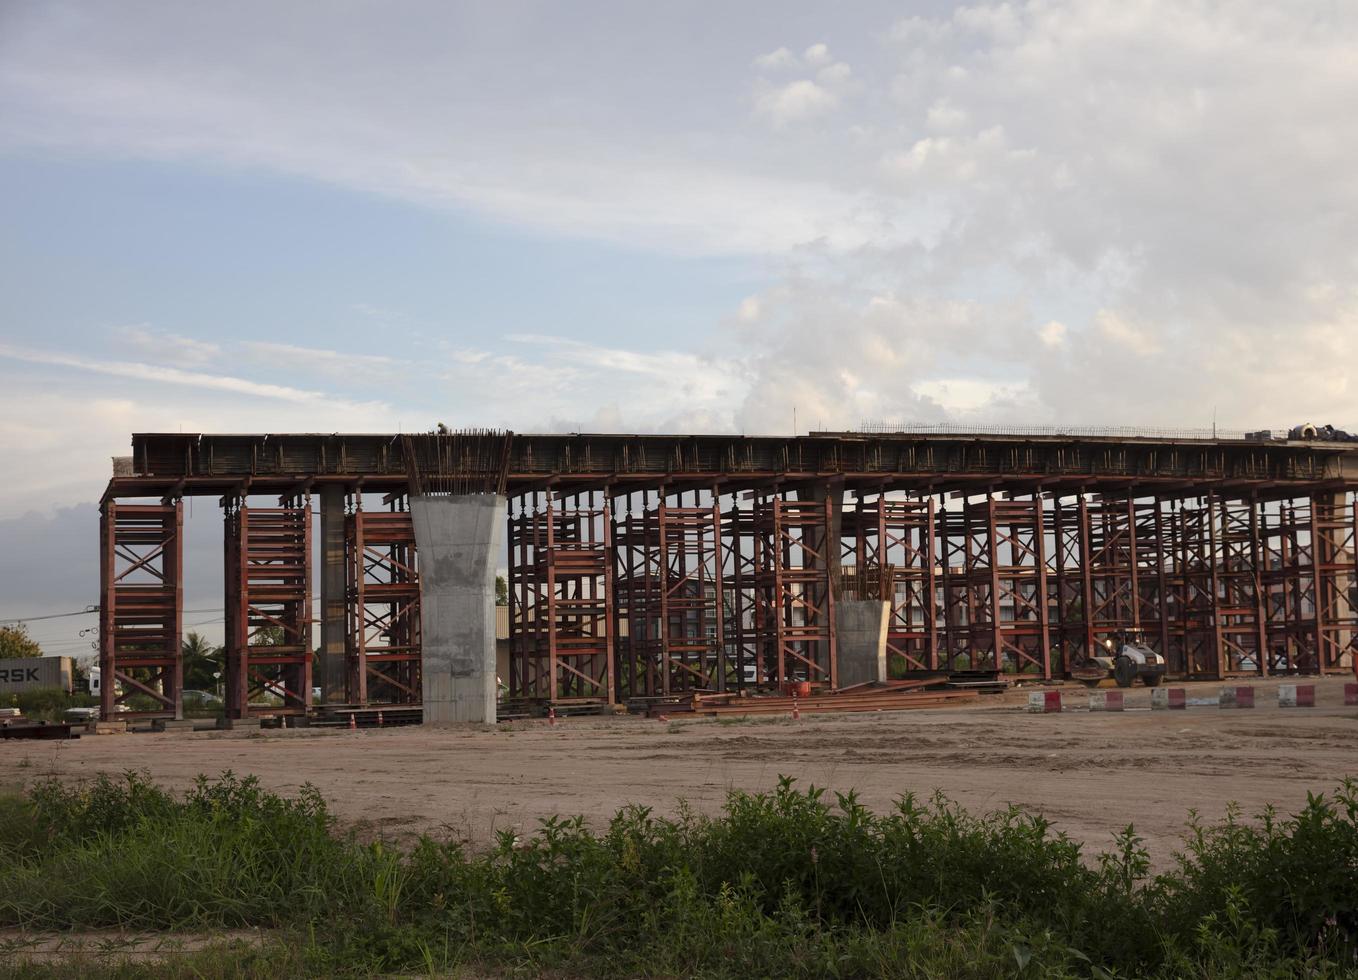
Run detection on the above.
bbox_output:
[496,575,509,606]
[0,624,43,659]
[181,631,224,691]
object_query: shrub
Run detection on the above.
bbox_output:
[2,772,1357,977]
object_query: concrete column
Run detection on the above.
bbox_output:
[318,487,347,702]
[410,493,505,724]
[836,599,889,686]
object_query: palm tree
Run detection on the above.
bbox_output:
[181,631,223,692]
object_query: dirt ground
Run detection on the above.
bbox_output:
[10,675,1358,865]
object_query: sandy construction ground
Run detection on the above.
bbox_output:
[10,676,1358,865]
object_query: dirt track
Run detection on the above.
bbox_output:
[12,676,1358,864]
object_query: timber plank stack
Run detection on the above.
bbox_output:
[641,679,981,719]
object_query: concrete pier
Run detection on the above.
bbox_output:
[835,599,889,687]
[410,494,505,724]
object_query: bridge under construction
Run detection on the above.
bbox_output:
[97,428,1358,722]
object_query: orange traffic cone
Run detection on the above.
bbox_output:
[348,714,356,731]
[791,695,801,722]
[548,706,557,726]
[377,710,384,727]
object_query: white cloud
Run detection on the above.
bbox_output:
[2,0,1358,459]
[753,46,796,70]
[754,79,839,127]
[1037,321,1068,348]
[117,326,220,366]
[0,342,389,412]
[816,62,852,86]
[803,43,831,67]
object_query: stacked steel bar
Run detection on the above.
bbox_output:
[679,681,979,718]
[98,501,183,720]
[224,497,312,717]
[345,503,421,707]
[508,492,615,703]
[401,429,511,497]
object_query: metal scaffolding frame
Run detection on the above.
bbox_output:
[1314,494,1358,673]
[936,497,1052,678]
[95,431,1358,716]
[1260,498,1320,673]
[98,500,183,719]
[345,500,421,707]
[224,495,313,718]
[721,495,837,691]
[612,491,725,698]
[843,495,939,674]
[508,491,615,703]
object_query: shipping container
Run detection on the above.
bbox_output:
[0,657,73,695]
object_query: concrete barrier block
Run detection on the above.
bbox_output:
[1345,683,1358,706]
[1089,690,1124,712]
[1219,685,1254,708]
[1151,687,1186,710]
[1278,684,1315,708]
[89,720,127,734]
[217,717,262,731]
[152,718,197,732]
[1027,690,1062,713]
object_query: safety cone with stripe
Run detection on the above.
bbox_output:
[548,706,557,726]
[791,695,801,721]
[377,710,385,727]
[348,714,356,731]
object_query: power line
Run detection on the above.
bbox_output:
[0,606,98,625]
[0,606,220,626]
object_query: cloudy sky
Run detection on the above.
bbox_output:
[3,1,1356,648]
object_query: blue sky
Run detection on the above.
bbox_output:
[3,0,1358,649]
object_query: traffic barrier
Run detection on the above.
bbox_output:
[1151,687,1186,710]
[1027,690,1062,713]
[1346,683,1358,706]
[1219,686,1255,708]
[1278,684,1315,708]
[1088,690,1124,712]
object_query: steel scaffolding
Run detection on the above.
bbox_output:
[722,495,837,691]
[346,502,421,707]
[613,493,724,698]
[508,492,615,703]
[98,500,183,719]
[843,495,939,674]
[224,496,312,718]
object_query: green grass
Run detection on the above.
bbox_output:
[1,772,1356,977]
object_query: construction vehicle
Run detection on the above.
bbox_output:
[1071,630,1167,688]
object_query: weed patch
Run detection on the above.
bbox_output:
[1,772,1356,977]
